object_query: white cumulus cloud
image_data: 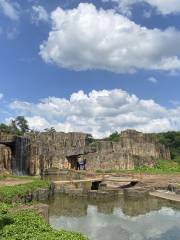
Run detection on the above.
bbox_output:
[9,89,180,138]
[103,0,180,16]
[32,5,49,24]
[147,76,157,83]
[0,0,19,20]
[0,93,4,100]
[39,3,180,73]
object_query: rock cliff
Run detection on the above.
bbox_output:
[0,130,171,175]
[0,144,11,173]
[85,130,170,170]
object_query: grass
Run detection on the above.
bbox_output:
[134,159,180,174]
[0,203,88,240]
[0,180,89,239]
[96,159,180,174]
[0,179,50,203]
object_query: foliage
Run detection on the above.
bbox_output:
[0,205,88,240]
[107,131,120,142]
[0,123,21,135]
[0,175,6,181]
[89,140,99,148]
[134,159,180,174]
[0,116,29,135]
[156,131,180,163]
[14,116,29,133]
[0,179,50,203]
[44,127,56,133]
[0,179,88,239]
[96,159,180,174]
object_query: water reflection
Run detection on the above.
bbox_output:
[47,194,180,240]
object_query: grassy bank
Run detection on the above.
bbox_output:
[0,179,50,203]
[0,178,89,239]
[0,203,88,240]
[96,159,180,174]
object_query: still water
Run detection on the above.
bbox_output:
[47,194,180,240]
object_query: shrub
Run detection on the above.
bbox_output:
[108,131,120,142]
[0,180,50,203]
[0,207,88,240]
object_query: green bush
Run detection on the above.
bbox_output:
[107,131,120,142]
[156,131,180,161]
[134,159,180,174]
[0,207,88,240]
[0,180,50,203]
[0,204,12,230]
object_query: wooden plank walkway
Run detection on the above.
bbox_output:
[53,178,103,184]
[53,177,138,185]
[104,177,138,182]
[150,191,180,203]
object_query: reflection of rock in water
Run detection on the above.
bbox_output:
[93,196,162,216]
[47,194,180,240]
[48,194,180,219]
[97,202,115,215]
[121,196,160,216]
[87,196,163,217]
[121,196,180,217]
[48,194,88,217]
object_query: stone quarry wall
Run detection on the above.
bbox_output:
[27,132,89,175]
[0,130,171,175]
[0,133,14,174]
[0,144,12,173]
[85,130,170,171]
[0,133,31,175]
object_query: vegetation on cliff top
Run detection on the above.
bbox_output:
[105,131,180,164]
[0,204,88,240]
[0,116,29,135]
[106,131,120,142]
[156,131,180,163]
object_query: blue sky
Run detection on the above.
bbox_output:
[0,0,180,137]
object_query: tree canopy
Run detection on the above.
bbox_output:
[0,116,29,135]
[156,131,180,163]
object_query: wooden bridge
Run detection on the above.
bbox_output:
[53,176,138,185]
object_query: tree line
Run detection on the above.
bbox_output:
[0,116,29,135]
[156,132,180,163]
[0,117,180,162]
[0,116,57,135]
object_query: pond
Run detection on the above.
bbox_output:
[45,194,180,240]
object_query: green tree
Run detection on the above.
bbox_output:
[44,127,56,133]
[108,131,120,142]
[14,116,29,133]
[157,131,180,163]
[0,123,12,133]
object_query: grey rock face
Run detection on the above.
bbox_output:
[0,130,171,175]
[0,144,12,173]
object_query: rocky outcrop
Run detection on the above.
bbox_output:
[85,130,170,170]
[0,130,171,175]
[0,144,11,173]
[27,132,89,175]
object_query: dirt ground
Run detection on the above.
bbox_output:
[1,172,180,188]
[0,178,33,186]
[104,172,180,188]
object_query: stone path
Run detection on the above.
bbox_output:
[54,178,103,184]
[150,190,180,202]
